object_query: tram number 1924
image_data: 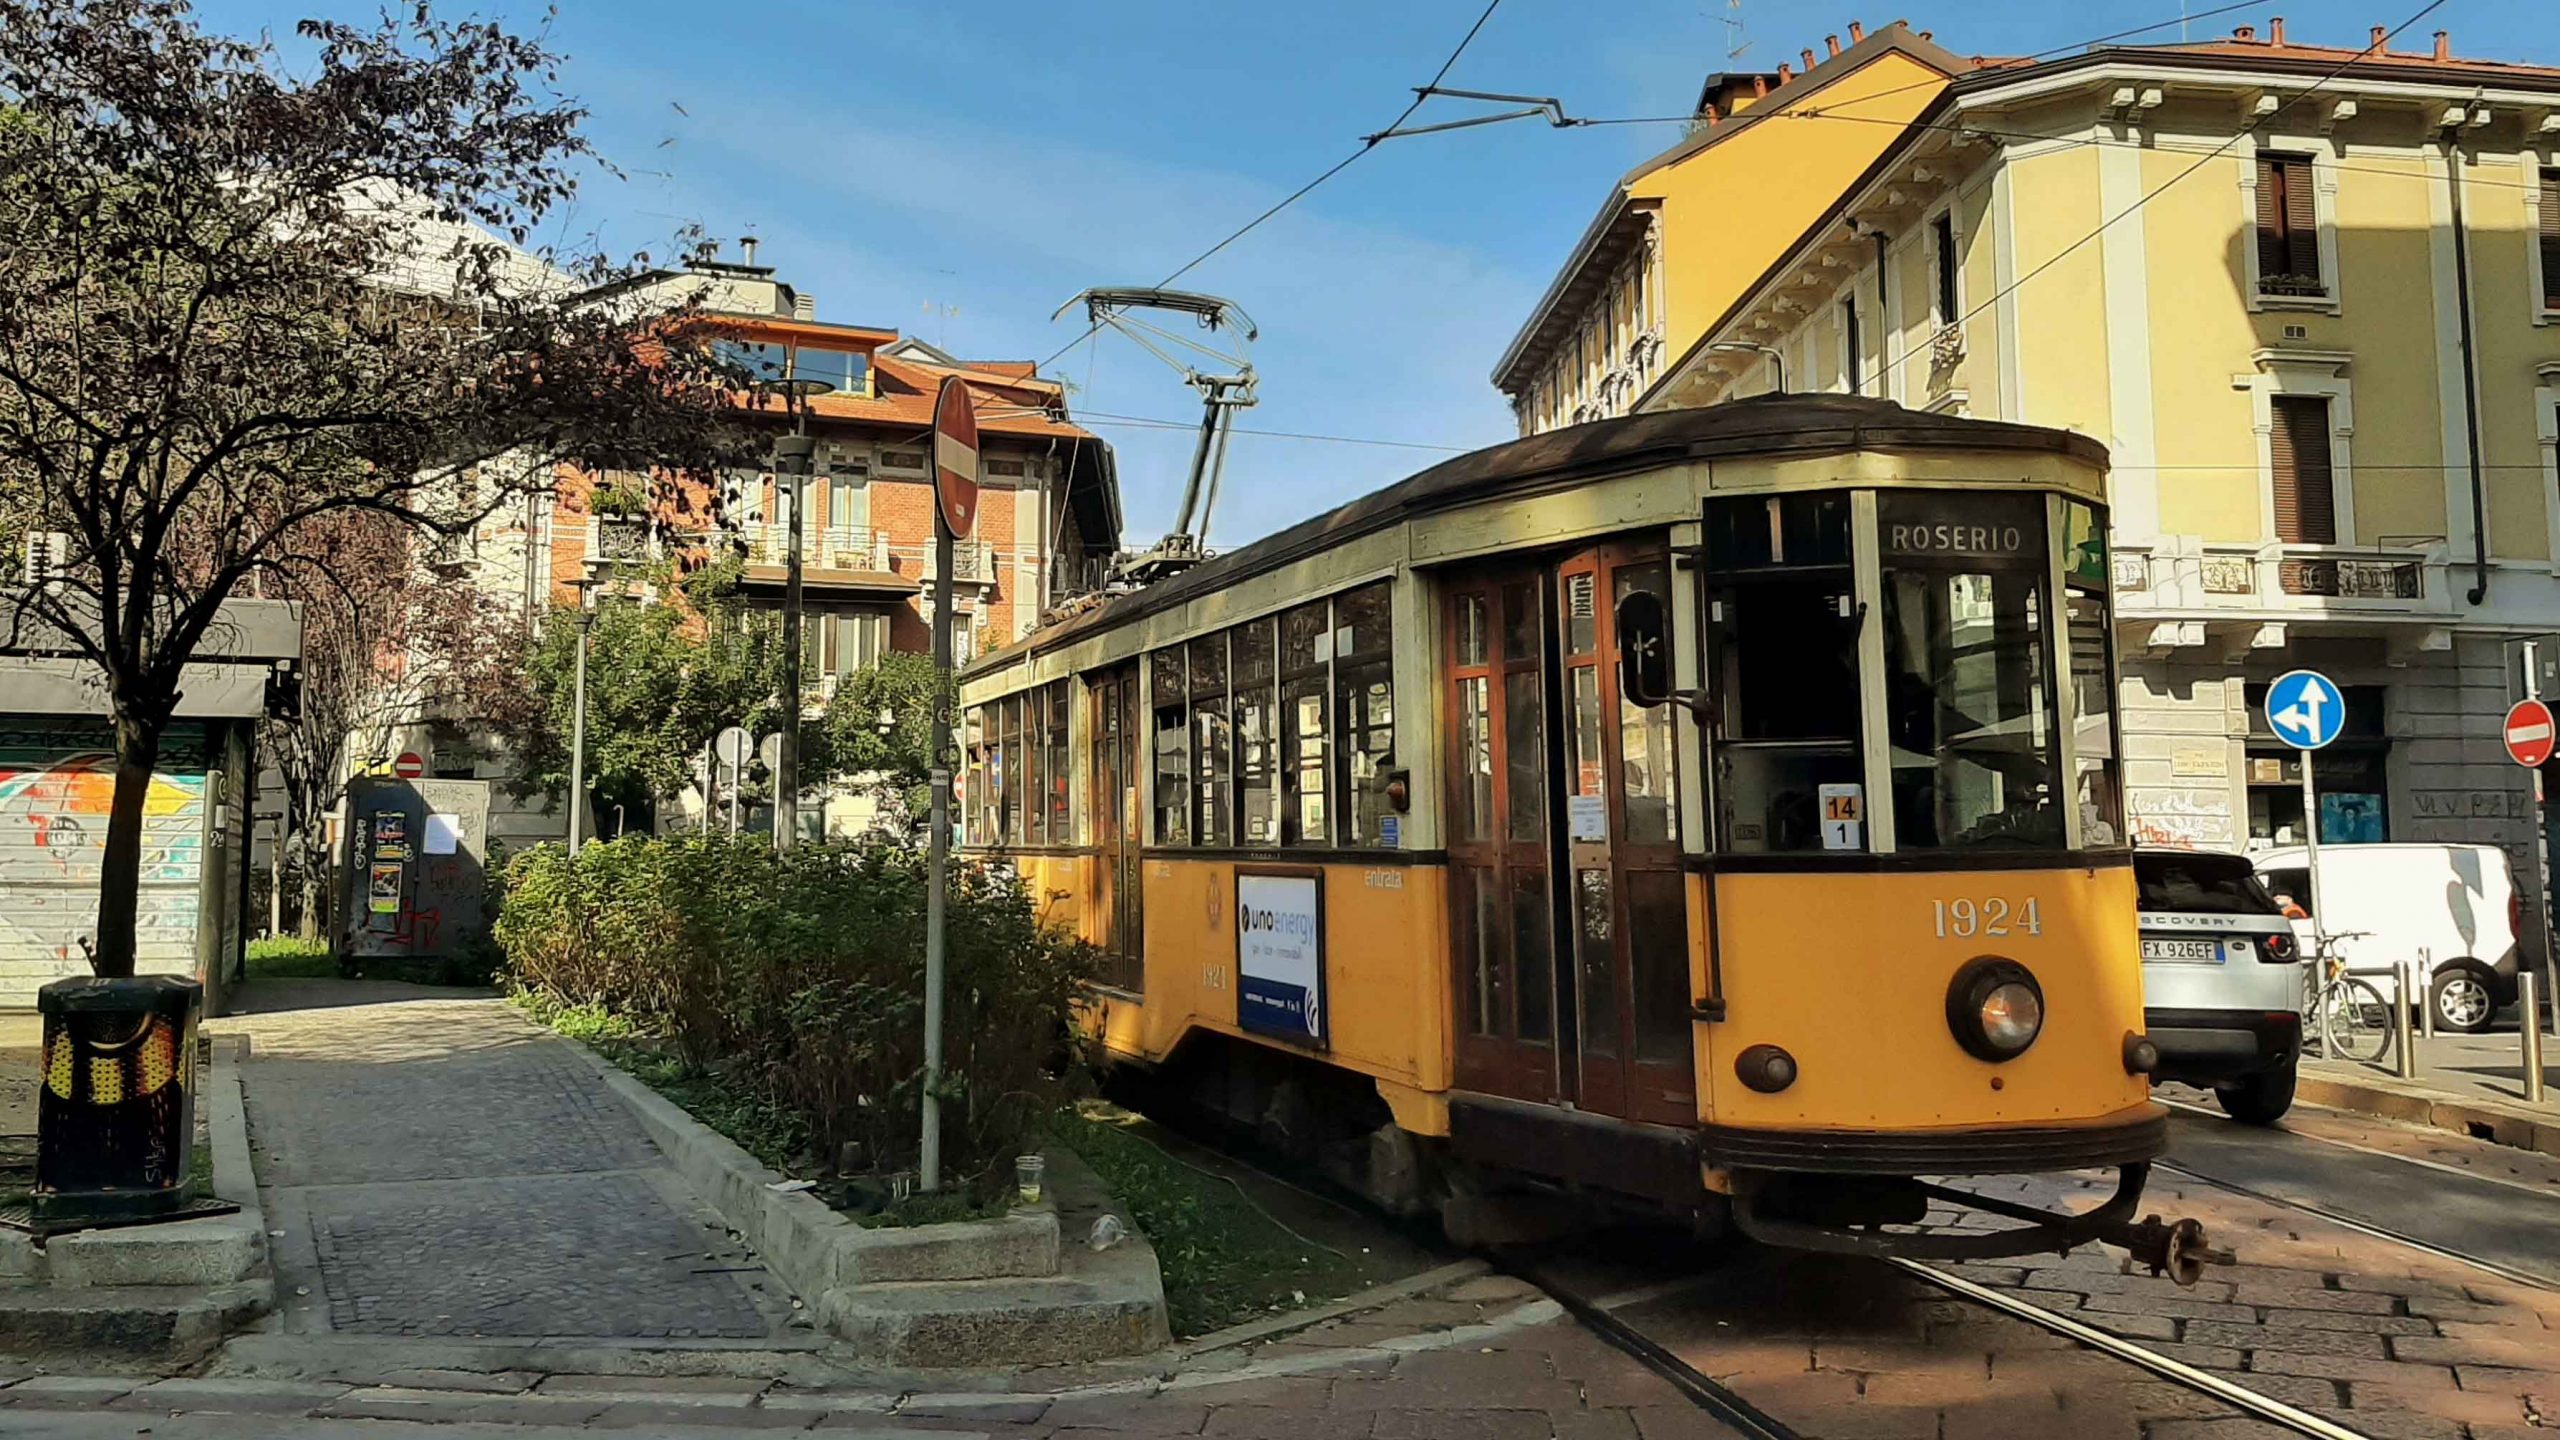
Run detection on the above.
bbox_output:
[1930,897,2044,939]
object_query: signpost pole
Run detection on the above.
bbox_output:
[921,510,953,1194]
[2298,751,2323,956]
[920,376,978,1196]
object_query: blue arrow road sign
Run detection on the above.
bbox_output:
[2265,669,2345,750]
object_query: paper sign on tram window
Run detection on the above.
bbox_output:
[1567,793,1609,843]
[423,813,462,856]
[1818,783,1864,851]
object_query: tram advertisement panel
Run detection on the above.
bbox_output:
[1236,870,1327,1045]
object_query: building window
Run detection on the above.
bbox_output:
[715,339,788,382]
[2271,395,2338,544]
[2245,684,2388,845]
[985,457,1027,478]
[879,449,926,472]
[2255,153,2325,298]
[805,609,887,682]
[791,345,868,394]
[1931,210,1959,324]
[2541,167,2560,312]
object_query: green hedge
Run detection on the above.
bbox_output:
[495,834,1095,1203]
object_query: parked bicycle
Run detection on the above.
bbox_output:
[2301,928,2392,1064]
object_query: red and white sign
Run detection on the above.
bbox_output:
[2504,699,2556,768]
[392,751,426,780]
[931,376,980,540]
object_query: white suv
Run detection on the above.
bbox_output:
[2136,849,2305,1124]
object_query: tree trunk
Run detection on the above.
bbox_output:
[91,710,166,980]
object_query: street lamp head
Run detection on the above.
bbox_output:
[875,706,898,737]
[1707,341,1788,394]
[772,433,818,475]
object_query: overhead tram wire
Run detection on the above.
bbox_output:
[1037,0,1506,371]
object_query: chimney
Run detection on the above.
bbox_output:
[792,293,816,321]
[2269,16,2286,44]
[2370,25,2388,48]
[1849,20,1866,43]
[2233,25,2255,41]
[739,235,760,267]
[1826,34,1842,57]
[1777,62,1793,83]
[1801,47,1817,69]
[1752,74,1769,97]
[1918,30,1933,43]
[2432,29,2450,60]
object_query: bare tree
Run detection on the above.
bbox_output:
[0,0,750,976]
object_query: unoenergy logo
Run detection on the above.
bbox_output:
[1237,900,1317,944]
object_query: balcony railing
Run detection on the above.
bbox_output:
[733,522,890,572]
[2114,539,2444,616]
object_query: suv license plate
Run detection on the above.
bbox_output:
[2141,938,2224,963]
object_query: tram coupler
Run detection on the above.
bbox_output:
[1733,1164,2223,1286]
[2100,1214,2228,1288]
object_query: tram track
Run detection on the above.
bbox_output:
[1116,1099,2377,1439]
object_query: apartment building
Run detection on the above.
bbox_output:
[1507,19,2560,910]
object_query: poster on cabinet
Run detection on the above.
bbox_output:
[1236,870,1326,1046]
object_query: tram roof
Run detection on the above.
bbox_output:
[974,392,2108,671]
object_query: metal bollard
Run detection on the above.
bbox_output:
[2419,954,2437,1041]
[2525,972,2547,1106]
[2395,973,2420,1080]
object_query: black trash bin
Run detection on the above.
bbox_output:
[31,975,204,1230]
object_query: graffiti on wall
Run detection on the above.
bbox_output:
[2125,785,2237,849]
[0,728,208,976]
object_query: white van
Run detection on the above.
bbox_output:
[2252,843,2524,1033]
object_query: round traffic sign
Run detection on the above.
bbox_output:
[2264,669,2345,751]
[392,751,425,779]
[2505,698,2557,768]
[931,376,980,540]
[713,726,753,768]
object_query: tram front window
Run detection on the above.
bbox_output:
[1879,493,2062,850]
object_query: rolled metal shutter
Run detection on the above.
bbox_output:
[2271,395,2336,546]
[0,724,209,1007]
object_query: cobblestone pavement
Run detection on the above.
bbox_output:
[0,1274,1743,1436]
[220,983,787,1343]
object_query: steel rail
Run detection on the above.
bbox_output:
[1891,1259,2372,1440]
[1504,1257,1805,1440]
[2155,1158,2557,1293]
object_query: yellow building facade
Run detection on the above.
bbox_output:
[1512,22,2560,937]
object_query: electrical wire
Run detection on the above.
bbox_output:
[1038,0,1507,370]
[1075,410,1470,453]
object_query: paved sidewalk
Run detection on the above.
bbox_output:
[215,982,794,1346]
[2300,1023,2560,1158]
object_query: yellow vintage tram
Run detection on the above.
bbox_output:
[961,394,2198,1274]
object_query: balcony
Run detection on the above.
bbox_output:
[2113,537,2450,652]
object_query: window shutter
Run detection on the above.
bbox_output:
[2255,156,2287,279]
[2542,168,2560,310]
[2271,396,2336,545]
[2282,159,2319,281]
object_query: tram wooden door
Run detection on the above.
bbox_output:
[1089,665,1144,992]
[1555,545,1694,1128]
[1443,547,1694,1125]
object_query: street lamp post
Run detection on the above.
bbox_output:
[567,574,601,855]
[769,385,824,854]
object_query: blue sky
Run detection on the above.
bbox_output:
[198,0,2560,549]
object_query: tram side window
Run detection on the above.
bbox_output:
[1025,687,1049,847]
[1705,494,1863,852]
[998,694,1024,845]
[1234,620,1280,844]
[1880,491,2062,850]
[1042,681,1071,843]
[1333,582,1397,847]
[1152,649,1190,845]
[1281,600,1331,846]
[962,706,986,845]
[2063,500,2123,846]
[1190,634,1232,846]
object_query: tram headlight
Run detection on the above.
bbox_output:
[1946,957,2044,1062]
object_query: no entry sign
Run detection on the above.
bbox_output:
[392,752,425,780]
[931,376,980,540]
[2505,699,2557,768]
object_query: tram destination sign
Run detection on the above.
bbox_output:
[1879,492,2042,563]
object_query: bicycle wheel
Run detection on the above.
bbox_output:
[2321,978,2392,1064]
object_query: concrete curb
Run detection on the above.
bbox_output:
[0,1037,273,1360]
[2297,1066,2560,1157]
[553,1032,1167,1366]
